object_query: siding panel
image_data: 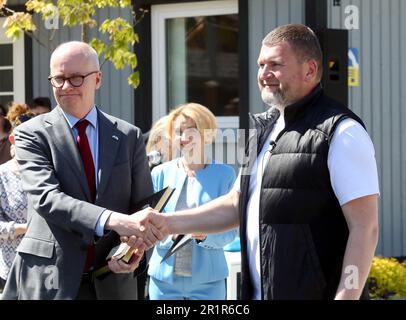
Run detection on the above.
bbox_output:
[401,0,406,255]
[328,0,406,257]
[390,0,402,256]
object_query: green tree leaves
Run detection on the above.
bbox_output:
[1,0,141,88]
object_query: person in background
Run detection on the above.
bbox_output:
[0,115,11,165]
[29,96,52,115]
[136,115,174,299]
[0,105,7,117]
[0,103,35,292]
[145,115,173,169]
[147,103,237,300]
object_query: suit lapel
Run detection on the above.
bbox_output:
[45,108,91,200]
[97,110,121,198]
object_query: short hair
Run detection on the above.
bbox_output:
[263,24,323,80]
[6,102,35,129]
[146,115,173,161]
[166,103,217,145]
[31,96,52,110]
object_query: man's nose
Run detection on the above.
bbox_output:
[61,79,74,90]
[259,66,272,80]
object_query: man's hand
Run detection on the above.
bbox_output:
[122,212,170,249]
[149,211,169,236]
[108,236,145,273]
[106,207,168,249]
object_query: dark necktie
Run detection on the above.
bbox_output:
[75,120,96,272]
[75,120,96,202]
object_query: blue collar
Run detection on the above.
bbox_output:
[59,105,98,129]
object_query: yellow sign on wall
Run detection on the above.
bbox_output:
[348,48,359,87]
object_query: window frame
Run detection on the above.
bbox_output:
[151,0,239,128]
[0,17,26,104]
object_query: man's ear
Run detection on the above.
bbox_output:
[8,133,14,145]
[95,71,102,89]
[304,59,318,82]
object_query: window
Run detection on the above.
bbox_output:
[0,18,26,107]
[151,0,239,128]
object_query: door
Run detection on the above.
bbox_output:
[151,0,239,129]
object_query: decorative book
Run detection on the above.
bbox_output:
[160,233,193,263]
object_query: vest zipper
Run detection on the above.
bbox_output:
[259,138,277,300]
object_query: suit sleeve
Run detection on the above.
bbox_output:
[130,128,154,208]
[14,126,105,244]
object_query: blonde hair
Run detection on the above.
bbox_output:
[146,115,173,162]
[166,103,217,145]
[6,102,35,129]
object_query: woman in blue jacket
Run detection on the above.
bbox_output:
[148,103,237,300]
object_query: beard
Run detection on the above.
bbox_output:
[261,85,291,108]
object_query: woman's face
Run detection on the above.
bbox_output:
[172,115,202,158]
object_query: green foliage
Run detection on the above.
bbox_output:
[3,12,36,41]
[1,0,141,88]
[128,70,139,88]
[368,256,406,299]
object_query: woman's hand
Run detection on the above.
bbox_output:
[192,233,207,241]
[15,223,27,236]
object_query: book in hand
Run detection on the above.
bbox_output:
[93,186,175,279]
[106,242,136,262]
[160,234,193,263]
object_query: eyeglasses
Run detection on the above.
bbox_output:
[48,71,99,88]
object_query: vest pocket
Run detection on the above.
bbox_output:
[261,224,327,299]
[300,224,327,293]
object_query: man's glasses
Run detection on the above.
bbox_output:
[48,71,99,88]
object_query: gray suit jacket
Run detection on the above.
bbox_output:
[1,107,153,299]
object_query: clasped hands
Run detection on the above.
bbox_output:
[106,207,168,273]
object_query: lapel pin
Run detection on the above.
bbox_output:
[112,135,119,141]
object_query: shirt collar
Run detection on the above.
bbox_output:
[59,105,98,129]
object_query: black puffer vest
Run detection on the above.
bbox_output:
[239,84,368,300]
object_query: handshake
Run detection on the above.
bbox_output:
[104,206,170,274]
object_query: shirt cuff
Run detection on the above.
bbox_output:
[95,210,113,236]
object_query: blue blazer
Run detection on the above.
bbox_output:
[147,159,237,285]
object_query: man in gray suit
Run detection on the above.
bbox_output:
[1,41,164,300]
